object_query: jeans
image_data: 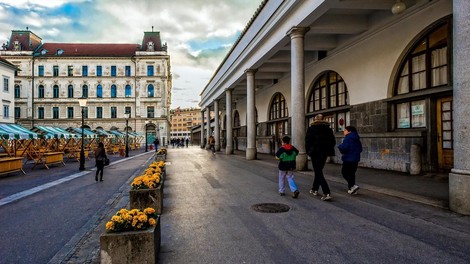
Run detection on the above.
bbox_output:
[278,170,298,193]
[311,155,330,195]
[342,161,359,189]
[96,160,104,181]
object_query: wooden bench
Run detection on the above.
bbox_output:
[0,157,25,175]
[33,152,65,169]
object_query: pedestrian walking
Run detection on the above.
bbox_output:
[208,135,216,154]
[153,138,160,152]
[338,126,363,195]
[275,135,300,198]
[305,114,336,201]
[94,142,107,182]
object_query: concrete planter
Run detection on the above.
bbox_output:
[130,184,163,214]
[100,218,161,264]
[155,154,166,161]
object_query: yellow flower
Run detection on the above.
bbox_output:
[111,215,123,223]
[144,208,155,214]
[138,214,148,222]
[106,221,114,230]
[149,218,156,226]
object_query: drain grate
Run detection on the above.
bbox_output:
[251,203,290,213]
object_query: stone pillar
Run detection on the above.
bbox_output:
[214,100,220,151]
[225,89,233,154]
[246,69,257,160]
[450,0,470,215]
[206,106,211,149]
[200,110,205,148]
[288,26,309,170]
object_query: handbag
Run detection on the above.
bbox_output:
[104,157,110,166]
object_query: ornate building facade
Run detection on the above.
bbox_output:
[0,29,172,145]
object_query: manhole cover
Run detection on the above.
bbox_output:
[251,203,290,213]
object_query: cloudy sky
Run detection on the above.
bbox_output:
[0,0,262,109]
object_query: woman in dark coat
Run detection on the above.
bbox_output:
[338,126,363,194]
[94,142,107,182]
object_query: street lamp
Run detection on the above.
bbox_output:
[78,97,87,171]
[124,113,130,157]
[145,120,149,152]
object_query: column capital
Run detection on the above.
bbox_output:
[245,68,258,75]
[225,88,234,92]
[287,26,310,38]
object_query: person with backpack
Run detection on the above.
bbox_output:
[276,135,300,198]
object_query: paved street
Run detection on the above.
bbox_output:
[1,146,469,264]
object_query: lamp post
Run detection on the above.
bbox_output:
[145,120,149,152]
[124,113,130,157]
[78,97,87,171]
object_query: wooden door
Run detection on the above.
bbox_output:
[436,97,453,170]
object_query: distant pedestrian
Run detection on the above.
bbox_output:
[338,126,363,195]
[94,142,107,182]
[185,137,189,147]
[305,114,336,201]
[208,135,216,154]
[275,135,300,198]
[153,138,160,152]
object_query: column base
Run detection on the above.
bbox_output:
[225,146,233,155]
[449,171,470,215]
[296,153,308,171]
[246,148,257,160]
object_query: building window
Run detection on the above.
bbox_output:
[82,85,88,98]
[125,66,131,76]
[38,65,44,76]
[82,66,88,76]
[393,18,450,129]
[14,107,20,118]
[38,85,45,98]
[14,84,20,98]
[68,66,73,77]
[125,106,131,116]
[147,106,155,118]
[147,65,154,76]
[97,84,103,98]
[53,65,59,77]
[97,66,102,76]
[269,93,288,120]
[97,107,103,118]
[148,84,154,97]
[111,66,117,76]
[68,85,74,98]
[111,107,117,118]
[125,84,132,97]
[53,107,59,119]
[53,85,59,98]
[83,107,88,119]
[111,84,117,98]
[306,71,350,132]
[3,105,9,118]
[38,107,44,119]
[67,107,74,118]
[3,77,9,92]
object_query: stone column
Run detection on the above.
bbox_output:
[225,89,233,154]
[206,106,211,149]
[450,0,470,215]
[287,26,309,170]
[246,69,257,160]
[214,100,220,151]
[200,110,205,148]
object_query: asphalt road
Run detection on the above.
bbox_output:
[0,151,154,264]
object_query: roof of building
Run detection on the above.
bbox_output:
[0,57,20,70]
[38,43,141,57]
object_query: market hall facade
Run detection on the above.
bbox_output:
[198,0,470,215]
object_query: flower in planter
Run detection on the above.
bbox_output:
[105,207,158,233]
[156,148,167,155]
[131,173,161,190]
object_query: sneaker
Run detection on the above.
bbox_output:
[309,189,318,196]
[321,194,332,201]
[292,190,300,199]
[279,192,285,196]
[348,185,359,195]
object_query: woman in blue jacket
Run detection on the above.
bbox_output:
[338,126,362,195]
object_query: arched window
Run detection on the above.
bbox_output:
[125,84,131,97]
[268,93,289,139]
[148,84,154,97]
[233,110,241,139]
[38,85,45,98]
[82,85,88,98]
[97,84,103,98]
[111,84,117,98]
[53,85,59,98]
[307,71,349,132]
[14,84,20,98]
[68,85,74,98]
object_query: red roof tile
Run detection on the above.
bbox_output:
[39,43,141,57]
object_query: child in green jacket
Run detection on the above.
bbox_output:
[275,135,300,198]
